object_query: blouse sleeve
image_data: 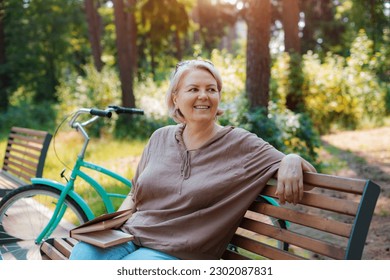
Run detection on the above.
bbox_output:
[129,138,152,196]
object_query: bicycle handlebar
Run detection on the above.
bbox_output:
[90,108,112,118]
[108,105,144,115]
[69,106,144,129]
[67,105,144,158]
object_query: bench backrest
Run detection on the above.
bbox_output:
[222,172,380,260]
[1,127,52,182]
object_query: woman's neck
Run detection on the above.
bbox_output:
[182,122,220,150]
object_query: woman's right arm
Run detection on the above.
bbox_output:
[118,193,135,211]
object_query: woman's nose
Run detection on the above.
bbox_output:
[198,90,208,99]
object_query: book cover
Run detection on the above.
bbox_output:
[70,209,133,248]
[71,209,132,234]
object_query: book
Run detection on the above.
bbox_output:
[70,209,134,248]
[71,229,134,248]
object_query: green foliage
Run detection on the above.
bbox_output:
[56,63,173,139]
[114,114,174,140]
[336,0,388,53]
[211,49,246,105]
[56,63,122,136]
[272,30,386,134]
[0,101,56,133]
[220,102,321,166]
[3,0,89,104]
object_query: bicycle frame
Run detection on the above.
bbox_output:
[32,155,132,243]
[32,161,131,243]
[30,107,135,244]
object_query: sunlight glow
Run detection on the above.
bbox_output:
[222,0,238,4]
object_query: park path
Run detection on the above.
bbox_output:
[320,126,390,259]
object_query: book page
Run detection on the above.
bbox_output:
[71,230,134,248]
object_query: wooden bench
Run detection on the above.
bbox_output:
[40,172,380,260]
[0,127,52,197]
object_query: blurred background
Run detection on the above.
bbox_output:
[0,0,388,148]
[0,0,389,259]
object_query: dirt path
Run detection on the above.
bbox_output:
[321,126,390,259]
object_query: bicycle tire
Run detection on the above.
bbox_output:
[0,184,88,260]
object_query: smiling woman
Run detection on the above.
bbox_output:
[69,58,316,261]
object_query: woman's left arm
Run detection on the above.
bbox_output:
[274,154,317,205]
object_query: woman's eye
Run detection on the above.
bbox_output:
[208,88,217,93]
[189,88,198,92]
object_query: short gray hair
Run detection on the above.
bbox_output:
[165,59,224,123]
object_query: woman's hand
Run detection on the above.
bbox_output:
[275,154,317,205]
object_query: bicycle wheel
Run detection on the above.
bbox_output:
[0,184,88,260]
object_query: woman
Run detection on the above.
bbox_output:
[70,59,316,260]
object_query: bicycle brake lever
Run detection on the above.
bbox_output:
[60,168,69,183]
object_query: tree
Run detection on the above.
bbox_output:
[85,0,104,71]
[113,0,137,108]
[282,0,304,112]
[2,0,88,104]
[282,0,300,53]
[300,0,344,55]
[195,0,236,54]
[139,0,189,77]
[0,0,9,111]
[245,0,271,110]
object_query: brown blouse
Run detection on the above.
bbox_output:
[121,124,284,259]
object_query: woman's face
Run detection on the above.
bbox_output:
[173,68,220,126]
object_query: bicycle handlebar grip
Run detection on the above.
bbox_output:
[90,108,112,118]
[109,106,144,115]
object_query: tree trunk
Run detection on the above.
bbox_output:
[282,0,300,53]
[125,0,138,75]
[85,0,104,72]
[0,0,9,111]
[282,0,304,112]
[113,0,136,108]
[191,1,201,45]
[245,0,271,110]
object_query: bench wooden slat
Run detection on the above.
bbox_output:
[261,185,359,216]
[9,132,48,145]
[5,148,41,161]
[303,172,366,194]
[40,242,68,260]
[240,218,346,259]
[252,203,353,237]
[230,235,304,260]
[40,238,77,260]
[4,155,39,170]
[3,165,36,181]
[11,126,50,137]
[53,238,75,258]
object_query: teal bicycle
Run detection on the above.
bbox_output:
[0,106,143,260]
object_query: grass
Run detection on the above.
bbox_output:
[0,131,147,216]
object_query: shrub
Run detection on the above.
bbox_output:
[302,30,386,133]
[0,101,56,133]
[219,99,321,166]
